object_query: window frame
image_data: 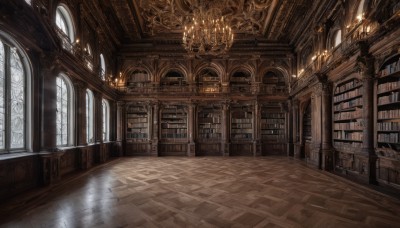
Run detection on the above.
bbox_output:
[56,73,75,147]
[0,31,32,154]
[55,5,76,42]
[102,99,110,142]
[86,89,94,144]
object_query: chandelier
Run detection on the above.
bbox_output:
[182,4,234,55]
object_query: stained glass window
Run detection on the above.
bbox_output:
[0,41,4,149]
[86,89,94,143]
[0,37,29,152]
[56,8,68,37]
[100,54,106,80]
[56,76,69,146]
[102,99,109,141]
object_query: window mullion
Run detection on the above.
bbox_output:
[4,46,11,151]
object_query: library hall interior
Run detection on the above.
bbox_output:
[1,0,400,227]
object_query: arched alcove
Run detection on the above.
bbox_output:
[196,68,221,93]
[160,70,187,86]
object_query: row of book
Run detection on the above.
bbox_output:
[231,123,252,129]
[161,133,187,139]
[334,109,362,121]
[161,128,187,134]
[378,109,400,119]
[127,72,150,83]
[378,91,400,105]
[377,122,400,131]
[334,98,363,111]
[198,117,221,124]
[334,122,362,130]
[126,133,148,139]
[336,80,360,94]
[127,107,147,113]
[127,114,147,118]
[334,131,363,141]
[261,119,285,124]
[261,129,285,135]
[231,133,253,139]
[127,128,146,133]
[198,123,220,129]
[261,134,285,141]
[161,114,186,119]
[161,123,187,129]
[127,117,147,123]
[199,128,221,134]
[334,141,362,148]
[261,113,285,118]
[231,129,253,134]
[333,88,361,103]
[378,133,399,143]
[127,122,147,128]
[232,118,252,124]
[378,58,400,77]
[377,80,400,94]
[261,123,285,129]
[198,133,221,139]
[201,76,219,82]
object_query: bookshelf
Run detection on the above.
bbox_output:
[125,104,150,156]
[126,105,148,141]
[261,104,286,155]
[160,105,187,140]
[161,71,187,86]
[303,103,312,143]
[333,78,363,152]
[262,71,287,94]
[196,105,222,156]
[376,54,400,152]
[126,70,150,88]
[197,69,220,93]
[197,107,222,141]
[231,110,253,140]
[231,71,251,93]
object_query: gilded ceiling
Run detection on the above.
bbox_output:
[137,0,275,36]
[110,0,314,43]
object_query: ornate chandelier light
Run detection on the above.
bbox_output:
[182,4,234,55]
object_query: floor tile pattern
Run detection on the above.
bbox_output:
[1,157,400,227]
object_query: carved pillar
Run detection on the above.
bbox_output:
[254,101,261,156]
[74,82,86,146]
[286,100,294,156]
[222,101,230,156]
[318,74,334,171]
[94,92,102,143]
[358,52,377,184]
[151,102,159,156]
[188,102,196,156]
[292,100,300,158]
[115,101,125,157]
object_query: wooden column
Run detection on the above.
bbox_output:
[151,102,159,156]
[40,67,57,151]
[222,101,230,156]
[357,46,377,184]
[115,101,125,157]
[188,103,196,156]
[292,100,300,158]
[74,82,87,146]
[317,74,334,171]
[254,101,261,156]
[286,100,294,156]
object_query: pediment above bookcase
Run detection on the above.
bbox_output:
[377,53,400,78]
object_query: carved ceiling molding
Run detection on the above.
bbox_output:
[137,0,274,37]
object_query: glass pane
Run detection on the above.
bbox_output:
[10,48,25,149]
[86,90,93,143]
[56,9,68,36]
[56,77,69,146]
[0,42,4,149]
[102,100,106,141]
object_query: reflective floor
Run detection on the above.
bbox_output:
[1,157,400,227]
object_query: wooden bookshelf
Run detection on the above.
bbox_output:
[197,107,222,141]
[160,105,187,140]
[126,70,150,88]
[303,103,312,143]
[231,110,253,140]
[196,105,222,156]
[231,71,251,93]
[261,104,286,155]
[376,54,400,152]
[161,71,187,86]
[126,105,148,141]
[333,78,364,151]
[197,69,220,93]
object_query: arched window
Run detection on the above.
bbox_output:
[102,99,110,141]
[55,5,75,50]
[0,34,31,152]
[86,89,94,143]
[25,0,31,5]
[85,44,93,71]
[333,29,342,48]
[56,74,74,146]
[100,54,106,80]
[356,0,366,21]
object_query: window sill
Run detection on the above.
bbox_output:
[0,152,35,161]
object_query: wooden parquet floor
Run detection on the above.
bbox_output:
[1,157,400,228]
